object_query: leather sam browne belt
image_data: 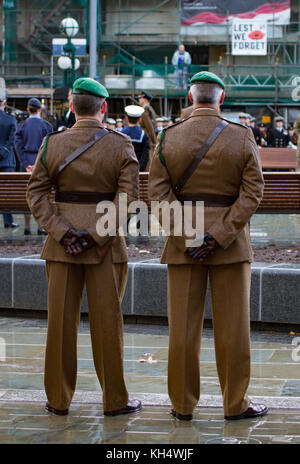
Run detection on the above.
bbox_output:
[177,193,237,207]
[55,190,116,204]
[171,121,237,207]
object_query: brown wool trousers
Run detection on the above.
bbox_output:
[167,261,251,417]
[44,254,129,412]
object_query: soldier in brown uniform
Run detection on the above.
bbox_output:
[149,71,267,421]
[180,104,193,120]
[138,91,157,164]
[27,78,141,417]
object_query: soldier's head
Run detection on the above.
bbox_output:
[250,116,256,127]
[188,72,225,110]
[137,90,152,107]
[106,118,116,129]
[238,113,247,126]
[67,88,72,105]
[124,105,144,126]
[71,78,109,122]
[27,98,42,115]
[274,116,284,129]
[116,118,123,129]
[258,122,266,134]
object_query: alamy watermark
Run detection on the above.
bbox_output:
[291,337,300,362]
[95,193,205,247]
[0,337,6,362]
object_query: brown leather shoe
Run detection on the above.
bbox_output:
[45,402,69,416]
[171,409,193,421]
[225,402,268,420]
[104,399,142,416]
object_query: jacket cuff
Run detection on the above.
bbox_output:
[206,224,232,250]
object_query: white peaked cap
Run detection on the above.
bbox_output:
[125,105,145,118]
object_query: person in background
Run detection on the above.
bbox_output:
[115,118,123,132]
[121,105,150,171]
[238,112,248,126]
[288,124,297,148]
[138,90,157,164]
[40,104,56,130]
[267,116,290,148]
[294,115,300,170]
[64,89,76,128]
[15,97,53,235]
[0,90,19,229]
[258,122,268,146]
[172,44,192,89]
[106,118,116,130]
[162,116,170,128]
[239,113,261,145]
[248,115,261,146]
[180,105,193,120]
[156,117,164,132]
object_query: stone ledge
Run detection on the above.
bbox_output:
[0,257,299,324]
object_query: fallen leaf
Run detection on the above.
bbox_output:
[137,353,157,364]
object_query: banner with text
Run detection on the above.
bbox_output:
[232,19,267,55]
[181,1,290,26]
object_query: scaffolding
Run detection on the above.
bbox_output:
[1,0,300,114]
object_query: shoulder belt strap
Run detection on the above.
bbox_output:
[53,128,109,181]
[174,120,229,194]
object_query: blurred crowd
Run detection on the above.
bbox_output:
[237,112,297,149]
[1,85,300,232]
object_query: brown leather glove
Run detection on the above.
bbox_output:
[60,229,97,256]
[60,228,85,255]
[76,230,97,254]
[185,233,219,262]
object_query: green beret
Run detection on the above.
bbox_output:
[72,77,109,98]
[137,90,153,101]
[190,71,225,90]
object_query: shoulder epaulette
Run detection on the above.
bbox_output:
[221,117,248,129]
[106,128,128,138]
[158,119,186,168]
[41,130,64,168]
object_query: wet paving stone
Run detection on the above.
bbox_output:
[0,317,300,443]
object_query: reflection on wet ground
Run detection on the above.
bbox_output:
[1,214,300,250]
[0,318,300,444]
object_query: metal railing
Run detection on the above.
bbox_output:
[97,60,300,103]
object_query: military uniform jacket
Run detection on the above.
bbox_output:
[27,119,139,264]
[294,115,300,137]
[180,105,193,120]
[149,108,265,265]
[266,127,290,147]
[141,103,157,145]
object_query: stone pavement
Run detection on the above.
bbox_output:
[0,317,300,444]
